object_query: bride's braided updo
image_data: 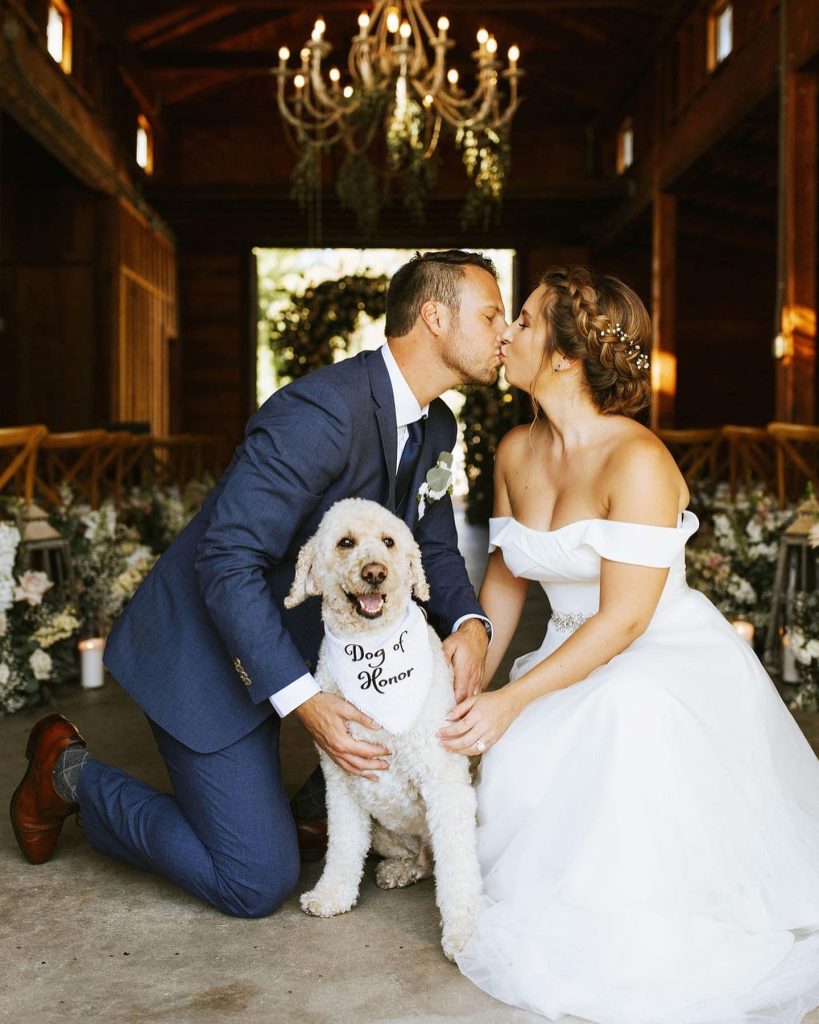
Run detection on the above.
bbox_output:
[536,267,652,417]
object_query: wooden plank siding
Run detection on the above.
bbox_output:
[112,200,178,436]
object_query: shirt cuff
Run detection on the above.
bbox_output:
[451,614,493,646]
[269,673,321,717]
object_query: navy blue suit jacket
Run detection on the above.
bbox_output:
[104,350,484,753]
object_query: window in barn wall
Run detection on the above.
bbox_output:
[46,0,72,73]
[708,2,733,70]
[616,118,634,174]
[136,115,154,175]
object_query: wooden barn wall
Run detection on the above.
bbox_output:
[675,238,777,428]
[113,201,178,436]
[0,120,110,430]
[176,248,251,443]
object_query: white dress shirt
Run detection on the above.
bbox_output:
[269,344,489,717]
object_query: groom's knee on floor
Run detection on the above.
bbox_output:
[214,854,301,920]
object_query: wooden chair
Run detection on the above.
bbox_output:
[150,434,206,487]
[94,432,137,506]
[34,429,108,507]
[655,428,726,493]
[114,434,153,503]
[767,423,819,507]
[0,424,48,504]
[722,426,777,501]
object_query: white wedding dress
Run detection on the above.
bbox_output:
[456,513,819,1024]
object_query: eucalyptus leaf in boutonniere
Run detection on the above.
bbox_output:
[417,451,454,520]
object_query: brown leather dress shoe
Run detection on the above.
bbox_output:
[297,819,328,862]
[10,713,86,865]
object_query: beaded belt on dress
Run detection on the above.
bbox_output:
[550,610,592,633]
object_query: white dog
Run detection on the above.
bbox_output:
[285,498,482,960]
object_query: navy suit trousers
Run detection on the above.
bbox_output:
[77,717,300,918]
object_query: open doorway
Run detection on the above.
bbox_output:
[253,247,516,500]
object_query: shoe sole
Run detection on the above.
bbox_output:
[10,714,84,865]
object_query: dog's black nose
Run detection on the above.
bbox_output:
[361,562,387,586]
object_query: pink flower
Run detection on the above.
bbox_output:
[706,552,725,570]
[14,571,54,607]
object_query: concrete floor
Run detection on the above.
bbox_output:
[2,509,819,1024]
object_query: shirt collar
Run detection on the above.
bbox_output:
[380,343,429,428]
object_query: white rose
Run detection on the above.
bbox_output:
[745,520,762,544]
[14,571,54,607]
[713,515,737,551]
[807,640,819,662]
[0,522,21,560]
[0,663,9,686]
[125,545,153,569]
[28,648,53,681]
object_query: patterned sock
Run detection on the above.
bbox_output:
[289,765,326,822]
[52,744,89,804]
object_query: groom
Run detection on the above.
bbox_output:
[11,249,507,918]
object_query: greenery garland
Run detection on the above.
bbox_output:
[266,274,388,383]
[264,273,519,519]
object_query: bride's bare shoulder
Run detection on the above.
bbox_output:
[495,423,539,466]
[604,420,688,509]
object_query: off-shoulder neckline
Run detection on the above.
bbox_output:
[490,511,695,537]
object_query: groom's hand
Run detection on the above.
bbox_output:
[443,619,489,703]
[294,692,392,781]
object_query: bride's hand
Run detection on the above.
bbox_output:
[437,690,518,755]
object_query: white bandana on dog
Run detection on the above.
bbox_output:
[323,603,433,734]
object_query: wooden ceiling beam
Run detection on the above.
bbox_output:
[127,6,202,45]
[137,7,246,50]
[126,0,668,16]
[143,50,278,70]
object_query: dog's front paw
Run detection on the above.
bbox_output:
[375,857,430,890]
[300,886,358,918]
[441,916,477,962]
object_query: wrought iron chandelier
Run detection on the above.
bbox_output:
[272,1,523,234]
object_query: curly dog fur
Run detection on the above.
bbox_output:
[285,498,482,960]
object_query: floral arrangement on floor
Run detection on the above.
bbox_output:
[0,482,210,716]
[786,591,819,713]
[685,490,794,641]
[0,520,82,715]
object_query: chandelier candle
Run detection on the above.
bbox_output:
[272,0,523,231]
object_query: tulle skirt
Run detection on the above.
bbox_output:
[456,590,819,1024]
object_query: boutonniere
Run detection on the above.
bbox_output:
[416,451,454,520]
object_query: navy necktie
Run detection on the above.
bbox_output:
[396,418,425,513]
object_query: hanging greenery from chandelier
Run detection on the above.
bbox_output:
[264,272,519,519]
[274,1,523,236]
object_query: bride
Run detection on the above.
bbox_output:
[439,267,819,1024]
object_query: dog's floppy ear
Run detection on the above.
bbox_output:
[285,539,321,607]
[408,543,430,602]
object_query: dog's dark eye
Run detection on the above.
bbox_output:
[337,536,356,549]
[383,536,395,548]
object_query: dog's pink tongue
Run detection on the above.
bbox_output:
[358,593,384,614]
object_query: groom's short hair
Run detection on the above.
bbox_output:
[385,250,498,338]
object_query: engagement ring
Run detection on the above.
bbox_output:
[475,739,486,753]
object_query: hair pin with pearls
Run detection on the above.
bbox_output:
[599,323,650,372]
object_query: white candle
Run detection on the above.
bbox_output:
[79,637,105,689]
[731,619,754,644]
[781,633,800,683]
